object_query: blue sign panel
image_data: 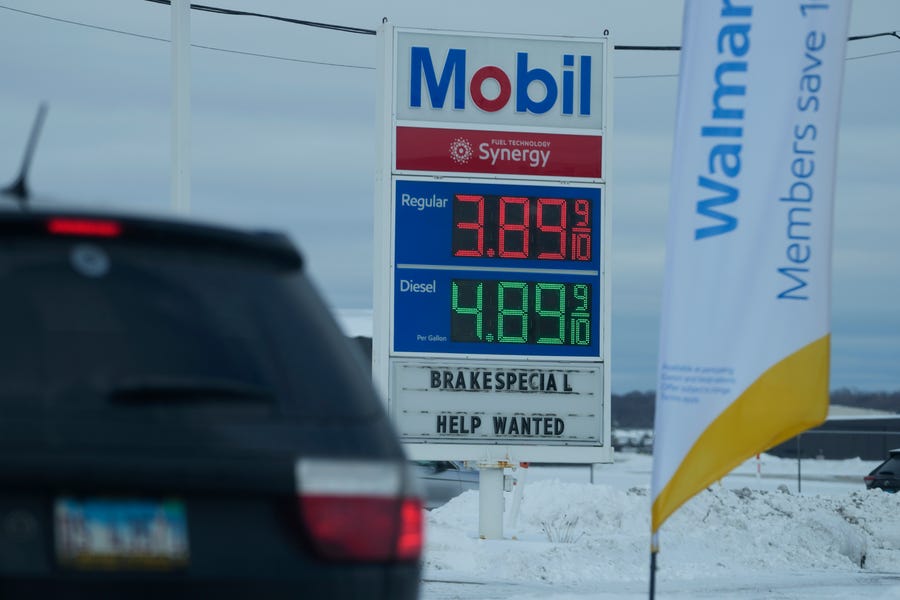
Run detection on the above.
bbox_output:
[393,178,603,358]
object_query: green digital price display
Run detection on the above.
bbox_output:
[450,278,592,346]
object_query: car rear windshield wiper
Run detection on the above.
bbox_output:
[108,376,274,404]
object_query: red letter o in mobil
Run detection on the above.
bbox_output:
[469,65,511,112]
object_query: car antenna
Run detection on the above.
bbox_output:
[3,102,48,206]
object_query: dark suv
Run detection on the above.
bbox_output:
[0,206,421,597]
[864,448,900,493]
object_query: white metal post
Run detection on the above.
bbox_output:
[171,0,191,214]
[478,463,505,539]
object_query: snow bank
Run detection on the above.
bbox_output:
[423,459,900,589]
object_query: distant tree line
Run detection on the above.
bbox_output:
[612,389,900,429]
[611,391,656,429]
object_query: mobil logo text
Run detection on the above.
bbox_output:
[409,46,592,116]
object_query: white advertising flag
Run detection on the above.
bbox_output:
[651,0,851,538]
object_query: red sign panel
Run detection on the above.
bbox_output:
[396,126,602,179]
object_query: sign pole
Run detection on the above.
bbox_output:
[477,462,506,539]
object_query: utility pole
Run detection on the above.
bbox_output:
[171,0,191,213]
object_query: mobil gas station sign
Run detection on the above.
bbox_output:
[373,26,611,463]
[392,31,607,181]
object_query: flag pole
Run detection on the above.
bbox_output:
[649,533,659,599]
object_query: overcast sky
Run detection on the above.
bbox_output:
[1,0,898,393]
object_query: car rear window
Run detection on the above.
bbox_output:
[877,456,900,474]
[0,234,378,420]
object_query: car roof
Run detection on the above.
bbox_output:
[0,200,303,269]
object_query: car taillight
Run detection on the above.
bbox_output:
[863,475,876,483]
[296,459,423,562]
[47,218,122,237]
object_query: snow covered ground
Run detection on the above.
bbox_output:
[334,312,900,596]
[421,452,900,599]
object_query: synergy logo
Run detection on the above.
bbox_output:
[449,137,473,164]
[409,46,592,116]
[447,136,551,169]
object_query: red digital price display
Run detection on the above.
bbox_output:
[450,278,592,346]
[452,195,592,261]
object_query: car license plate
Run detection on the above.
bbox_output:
[54,497,189,571]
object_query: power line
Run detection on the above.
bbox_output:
[614,47,900,79]
[847,48,900,61]
[189,44,373,70]
[1,4,168,42]
[615,31,899,51]
[850,31,900,42]
[615,45,681,51]
[141,1,899,51]
[0,3,374,70]
[1,2,898,76]
[143,0,376,35]
[616,73,679,80]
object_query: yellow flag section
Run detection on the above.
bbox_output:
[652,336,830,534]
[650,0,850,542]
